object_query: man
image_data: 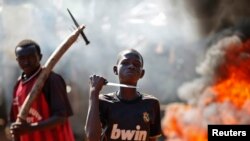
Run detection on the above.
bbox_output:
[9,39,75,141]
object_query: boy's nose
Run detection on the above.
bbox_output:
[128,64,136,69]
[20,59,31,66]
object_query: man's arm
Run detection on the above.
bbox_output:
[85,75,106,141]
[10,72,72,136]
[85,90,102,141]
[10,115,67,136]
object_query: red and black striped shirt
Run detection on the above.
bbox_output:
[11,68,75,141]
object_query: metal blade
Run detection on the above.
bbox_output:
[67,8,80,27]
[106,82,138,88]
[67,8,90,45]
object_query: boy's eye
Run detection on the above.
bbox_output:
[133,62,141,67]
[121,61,129,65]
[17,54,36,62]
[17,56,27,61]
[121,61,142,68]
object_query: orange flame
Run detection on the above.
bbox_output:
[162,39,250,141]
[213,39,250,108]
[162,103,208,141]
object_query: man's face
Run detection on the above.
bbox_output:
[116,51,144,85]
[15,45,41,76]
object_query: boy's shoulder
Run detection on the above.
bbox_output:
[99,92,159,99]
[48,71,63,79]
[140,93,159,100]
[99,92,160,105]
[99,92,118,103]
[99,92,115,97]
[45,71,66,84]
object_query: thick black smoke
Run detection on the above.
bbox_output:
[185,0,250,36]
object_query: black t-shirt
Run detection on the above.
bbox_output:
[99,92,161,141]
[43,71,73,117]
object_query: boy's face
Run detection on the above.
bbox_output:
[15,46,41,76]
[114,50,144,85]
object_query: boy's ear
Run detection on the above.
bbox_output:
[140,69,145,78]
[113,66,118,75]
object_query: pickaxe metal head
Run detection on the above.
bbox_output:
[67,8,90,45]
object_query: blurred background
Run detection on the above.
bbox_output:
[1,0,250,140]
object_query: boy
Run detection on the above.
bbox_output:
[9,39,75,141]
[85,49,162,141]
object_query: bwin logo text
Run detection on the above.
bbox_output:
[111,124,147,141]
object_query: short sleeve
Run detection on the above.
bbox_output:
[150,99,162,137]
[44,72,73,117]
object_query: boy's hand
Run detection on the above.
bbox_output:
[4,126,12,140]
[10,120,33,137]
[89,74,106,95]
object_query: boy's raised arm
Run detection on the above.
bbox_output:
[85,75,106,141]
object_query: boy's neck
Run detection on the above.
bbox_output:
[118,88,140,101]
[22,66,41,80]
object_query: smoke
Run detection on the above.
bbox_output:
[178,19,250,105]
[0,0,209,140]
[0,0,203,104]
[159,0,250,140]
[3,0,250,140]
[184,0,250,36]
[174,0,250,105]
[162,17,250,140]
[178,35,242,105]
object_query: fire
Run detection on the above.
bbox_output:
[162,39,250,141]
[214,76,250,108]
[213,39,250,108]
[161,103,208,141]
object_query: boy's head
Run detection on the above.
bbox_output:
[116,49,144,67]
[15,39,42,76]
[15,39,42,57]
[113,49,145,85]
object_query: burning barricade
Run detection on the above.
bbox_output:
[162,25,250,141]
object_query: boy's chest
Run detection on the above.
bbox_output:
[102,103,153,141]
[104,102,153,129]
